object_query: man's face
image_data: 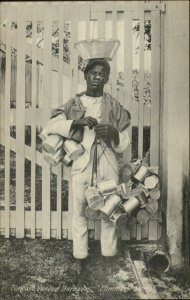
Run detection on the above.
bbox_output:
[85,64,109,92]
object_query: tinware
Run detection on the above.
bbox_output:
[148,250,170,272]
[144,174,159,189]
[121,196,140,216]
[62,153,72,166]
[136,192,148,208]
[132,165,149,183]
[146,198,158,214]
[63,140,84,161]
[43,135,63,154]
[74,39,120,61]
[43,148,63,166]
[100,194,121,221]
[110,209,128,230]
[149,187,161,200]
[98,178,117,196]
[85,186,104,210]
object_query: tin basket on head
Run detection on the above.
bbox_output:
[74,39,120,61]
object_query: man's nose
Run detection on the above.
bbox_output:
[94,74,100,79]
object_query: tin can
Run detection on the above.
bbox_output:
[43,135,63,154]
[63,140,84,161]
[144,175,159,189]
[43,148,63,166]
[85,186,104,210]
[132,165,149,183]
[136,192,148,208]
[62,153,72,166]
[98,178,117,196]
[136,209,149,225]
[100,194,121,221]
[110,209,128,230]
[121,196,140,215]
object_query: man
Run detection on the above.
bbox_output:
[44,57,131,274]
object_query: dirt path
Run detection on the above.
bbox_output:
[0,238,189,300]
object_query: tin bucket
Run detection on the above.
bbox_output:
[43,135,63,154]
[85,186,104,210]
[132,165,149,183]
[121,196,140,216]
[85,206,101,220]
[148,251,170,272]
[136,192,148,208]
[63,140,84,161]
[100,194,121,221]
[62,153,72,166]
[110,209,128,230]
[74,39,120,61]
[43,148,63,166]
[144,175,159,189]
[98,178,117,196]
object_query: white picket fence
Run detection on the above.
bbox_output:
[0,1,162,241]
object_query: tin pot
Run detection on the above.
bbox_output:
[121,196,140,216]
[110,209,128,230]
[43,148,63,166]
[98,178,117,196]
[136,192,148,208]
[132,165,149,183]
[63,140,84,161]
[85,186,104,210]
[149,251,170,272]
[100,194,121,221]
[62,153,72,166]
[43,135,63,154]
[144,175,159,189]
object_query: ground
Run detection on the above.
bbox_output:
[0,238,189,300]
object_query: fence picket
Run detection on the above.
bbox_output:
[56,3,65,239]
[30,4,38,239]
[42,3,52,239]
[4,4,11,238]
[15,5,26,238]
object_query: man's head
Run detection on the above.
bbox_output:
[84,59,110,96]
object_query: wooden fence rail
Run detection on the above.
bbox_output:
[0,1,162,241]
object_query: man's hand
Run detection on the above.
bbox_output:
[72,117,98,129]
[95,124,120,146]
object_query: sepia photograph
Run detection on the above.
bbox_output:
[0,1,189,299]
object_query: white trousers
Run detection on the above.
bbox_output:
[71,144,119,259]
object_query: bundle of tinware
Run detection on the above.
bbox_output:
[39,121,84,166]
[85,160,160,230]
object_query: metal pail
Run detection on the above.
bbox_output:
[85,186,104,210]
[144,175,159,189]
[63,140,84,161]
[43,148,63,166]
[43,135,63,154]
[100,194,121,221]
[110,209,128,230]
[98,178,117,196]
[132,165,149,183]
[121,196,140,215]
[136,192,148,208]
[148,251,170,272]
[62,153,72,166]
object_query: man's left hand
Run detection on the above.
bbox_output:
[95,124,119,146]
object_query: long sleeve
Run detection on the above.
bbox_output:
[40,114,73,141]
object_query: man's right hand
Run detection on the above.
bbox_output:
[72,117,98,129]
